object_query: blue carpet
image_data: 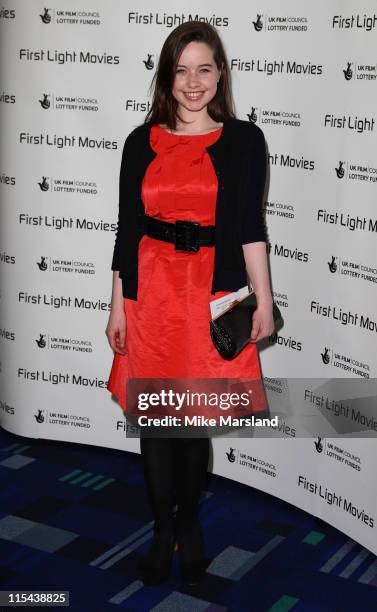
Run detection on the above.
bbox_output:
[0,427,376,612]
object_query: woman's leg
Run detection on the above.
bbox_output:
[173,437,210,563]
[140,434,176,534]
[138,432,176,582]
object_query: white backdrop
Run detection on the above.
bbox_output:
[0,1,376,555]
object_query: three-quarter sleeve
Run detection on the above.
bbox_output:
[238,124,268,245]
[111,133,133,271]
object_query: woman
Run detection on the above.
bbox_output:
[105,21,275,586]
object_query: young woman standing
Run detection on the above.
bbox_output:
[106,21,275,586]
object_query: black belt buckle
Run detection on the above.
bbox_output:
[175,220,200,252]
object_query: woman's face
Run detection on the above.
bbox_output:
[171,41,222,115]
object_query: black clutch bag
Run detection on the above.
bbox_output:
[209,291,282,359]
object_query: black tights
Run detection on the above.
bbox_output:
[139,434,210,536]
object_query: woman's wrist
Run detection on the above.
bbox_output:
[111,299,124,313]
[255,291,273,306]
[111,270,124,312]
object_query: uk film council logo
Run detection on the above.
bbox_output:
[335,161,345,178]
[37,256,48,271]
[247,107,258,123]
[226,448,236,463]
[328,255,337,273]
[343,62,353,80]
[39,93,51,109]
[35,409,45,424]
[252,14,263,31]
[319,337,371,376]
[321,348,331,365]
[342,60,377,82]
[37,92,99,113]
[251,12,308,33]
[40,8,52,24]
[314,437,324,453]
[335,158,377,183]
[37,7,101,27]
[35,334,46,348]
[36,334,47,349]
[38,177,50,191]
[143,54,154,70]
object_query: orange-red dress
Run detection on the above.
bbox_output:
[107,124,265,414]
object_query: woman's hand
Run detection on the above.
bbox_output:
[105,307,128,355]
[249,299,275,343]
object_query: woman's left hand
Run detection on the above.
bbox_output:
[249,301,275,343]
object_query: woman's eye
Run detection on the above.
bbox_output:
[175,68,211,74]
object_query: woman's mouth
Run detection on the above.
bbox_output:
[184,91,205,101]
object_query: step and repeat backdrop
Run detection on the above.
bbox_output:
[1,1,376,556]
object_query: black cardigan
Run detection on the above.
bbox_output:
[111,117,268,300]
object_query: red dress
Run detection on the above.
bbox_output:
[107,124,265,414]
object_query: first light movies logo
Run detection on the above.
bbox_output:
[332,14,377,31]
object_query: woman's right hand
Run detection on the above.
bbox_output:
[105,307,128,355]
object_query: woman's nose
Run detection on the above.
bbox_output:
[186,73,200,87]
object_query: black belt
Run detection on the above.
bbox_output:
[145,214,215,252]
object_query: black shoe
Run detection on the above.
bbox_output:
[137,529,176,586]
[176,519,210,585]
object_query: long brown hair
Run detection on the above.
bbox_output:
[144,21,236,130]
